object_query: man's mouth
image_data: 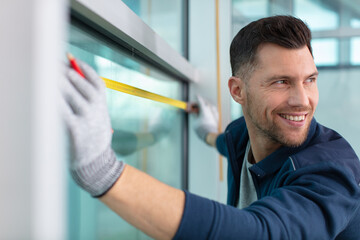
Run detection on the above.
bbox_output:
[280,114,306,122]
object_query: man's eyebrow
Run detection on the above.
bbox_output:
[266,75,291,81]
[307,71,319,78]
[266,71,319,82]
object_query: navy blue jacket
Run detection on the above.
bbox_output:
[174,117,360,239]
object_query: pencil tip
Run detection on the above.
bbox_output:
[67,52,74,60]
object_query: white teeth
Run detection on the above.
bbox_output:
[281,114,305,122]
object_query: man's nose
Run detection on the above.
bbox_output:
[288,84,309,107]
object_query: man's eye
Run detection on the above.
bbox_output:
[304,78,316,84]
[275,80,286,84]
[305,78,316,83]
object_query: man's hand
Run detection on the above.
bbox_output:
[194,95,219,146]
[61,59,124,197]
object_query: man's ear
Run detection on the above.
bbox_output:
[228,76,245,104]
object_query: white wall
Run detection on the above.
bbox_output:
[188,0,232,203]
[0,0,67,239]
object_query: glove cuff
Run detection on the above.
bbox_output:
[71,146,125,197]
[195,124,217,143]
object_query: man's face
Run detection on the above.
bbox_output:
[242,43,319,148]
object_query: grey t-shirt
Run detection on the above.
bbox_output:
[238,141,258,209]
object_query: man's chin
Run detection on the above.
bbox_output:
[274,122,311,147]
[282,139,305,148]
[278,132,308,148]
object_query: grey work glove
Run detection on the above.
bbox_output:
[194,95,219,143]
[61,59,125,197]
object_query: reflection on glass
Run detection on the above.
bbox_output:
[122,0,185,56]
[111,108,175,156]
[312,38,338,66]
[67,24,185,240]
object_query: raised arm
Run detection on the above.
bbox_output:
[100,165,184,240]
[61,59,184,239]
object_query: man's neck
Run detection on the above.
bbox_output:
[248,132,281,163]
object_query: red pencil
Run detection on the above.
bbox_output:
[67,53,85,78]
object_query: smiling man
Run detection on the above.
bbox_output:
[230,43,319,162]
[62,15,360,239]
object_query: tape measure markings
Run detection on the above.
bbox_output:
[101,77,188,110]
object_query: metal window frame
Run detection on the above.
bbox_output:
[312,28,360,39]
[71,0,198,83]
[182,0,190,190]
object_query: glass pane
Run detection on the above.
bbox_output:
[122,0,185,56]
[67,23,185,240]
[311,38,339,66]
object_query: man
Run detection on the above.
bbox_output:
[62,15,360,239]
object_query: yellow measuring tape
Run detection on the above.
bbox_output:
[101,76,188,110]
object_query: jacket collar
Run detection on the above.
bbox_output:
[227,117,318,178]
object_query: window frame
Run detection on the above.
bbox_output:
[71,0,197,83]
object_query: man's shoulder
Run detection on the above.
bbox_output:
[224,116,248,139]
[298,122,358,162]
[292,122,360,183]
[225,116,246,131]
[216,116,248,160]
[223,116,249,147]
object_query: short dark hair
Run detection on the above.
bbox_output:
[230,15,312,80]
